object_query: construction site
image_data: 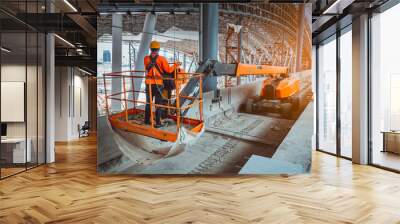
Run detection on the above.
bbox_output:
[97,3,313,175]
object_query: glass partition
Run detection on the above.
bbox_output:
[317,36,337,155]
[37,32,45,165]
[371,3,400,171]
[339,28,352,158]
[0,1,46,179]
[27,30,38,169]
[0,29,28,178]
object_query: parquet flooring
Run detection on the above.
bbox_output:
[1,135,400,223]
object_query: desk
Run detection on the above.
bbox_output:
[382,131,400,154]
[1,138,31,164]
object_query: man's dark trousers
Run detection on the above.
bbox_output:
[144,84,163,125]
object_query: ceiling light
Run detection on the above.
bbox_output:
[78,67,93,76]
[63,0,78,12]
[1,47,11,53]
[323,0,354,15]
[323,0,342,14]
[54,34,75,48]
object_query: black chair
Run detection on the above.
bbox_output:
[79,121,90,138]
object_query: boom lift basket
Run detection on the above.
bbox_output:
[102,69,204,143]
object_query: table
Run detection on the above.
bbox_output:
[381,131,400,154]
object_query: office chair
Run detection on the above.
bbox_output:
[79,121,90,138]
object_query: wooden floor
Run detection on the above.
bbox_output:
[1,167,26,178]
[1,135,400,224]
[373,151,400,171]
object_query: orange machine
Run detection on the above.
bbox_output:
[235,63,289,77]
[180,60,302,119]
[220,24,302,118]
[225,63,302,118]
[233,63,299,99]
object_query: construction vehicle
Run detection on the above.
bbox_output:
[216,23,304,119]
[179,60,303,119]
[236,63,303,119]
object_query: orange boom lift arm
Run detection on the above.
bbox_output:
[233,63,299,99]
[205,61,299,100]
[177,60,302,119]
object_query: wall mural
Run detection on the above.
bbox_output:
[97,3,313,175]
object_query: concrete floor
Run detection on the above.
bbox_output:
[98,73,313,174]
[97,103,314,174]
[98,110,295,174]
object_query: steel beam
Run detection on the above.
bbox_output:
[97,3,199,14]
[67,13,97,45]
[55,56,96,71]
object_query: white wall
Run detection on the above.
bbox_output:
[1,64,42,138]
[1,65,26,138]
[55,66,69,141]
[71,72,89,138]
[54,67,89,141]
[1,64,46,163]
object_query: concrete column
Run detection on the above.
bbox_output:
[352,14,369,164]
[201,3,219,92]
[46,1,55,163]
[88,77,97,131]
[111,14,122,111]
[134,13,157,100]
[295,5,305,72]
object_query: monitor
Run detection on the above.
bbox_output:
[1,123,7,137]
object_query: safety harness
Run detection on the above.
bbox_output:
[146,55,176,104]
[146,55,176,91]
[146,55,164,83]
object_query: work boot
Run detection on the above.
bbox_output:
[154,123,164,128]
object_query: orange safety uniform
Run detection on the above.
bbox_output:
[144,54,175,85]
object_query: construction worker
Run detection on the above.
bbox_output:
[144,40,176,128]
